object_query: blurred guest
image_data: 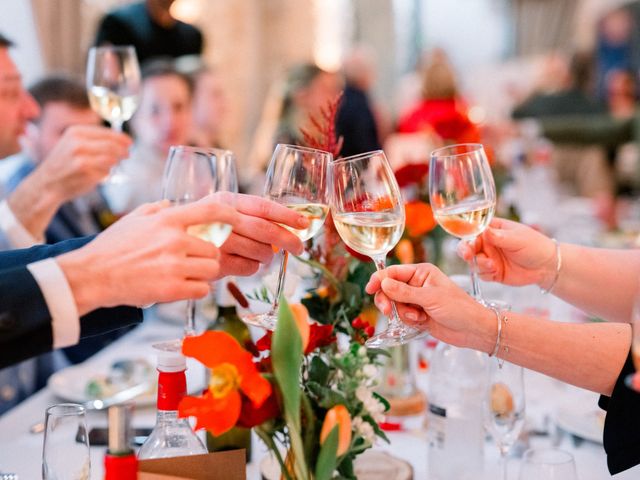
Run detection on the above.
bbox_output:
[190,66,228,149]
[335,46,383,157]
[605,69,637,119]
[94,0,203,64]
[595,8,635,100]
[512,51,605,119]
[397,57,480,144]
[104,60,194,212]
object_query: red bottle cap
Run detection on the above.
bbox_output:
[157,369,187,411]
[104,452,138,480]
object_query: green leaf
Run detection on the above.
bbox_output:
[307,381,348,408]
[372,392,390,412]
[309,356,331,385]
[363,414,390,443]
[315,425,339,480]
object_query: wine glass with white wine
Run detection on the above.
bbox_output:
[162,146,238,337]
[429,143,496,302]
[331,150,425,347]
[86,45,141,184]
[242,144,332,330]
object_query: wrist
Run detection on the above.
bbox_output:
[468,305,499,355]
[57,247,105,315]
[537,239,562,293]
[8,173,64,238]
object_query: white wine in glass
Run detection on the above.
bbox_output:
[331,150,425,348]
[430,143,496,302]
[86,45,141,184]
[243,144,332,330]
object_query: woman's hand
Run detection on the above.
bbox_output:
[457,218,558,290]
[366,263,496,353]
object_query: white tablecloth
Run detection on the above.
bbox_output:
[0,308,638,480]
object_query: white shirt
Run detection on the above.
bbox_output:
[0,199,80,348]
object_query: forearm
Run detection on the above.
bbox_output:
[488,310,631,396]
[551,244,640,323]
[7,172,64,241]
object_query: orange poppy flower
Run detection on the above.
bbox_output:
[395,238,415,264]
[405,201,436,237]
[178,331,272,436]
[320,404,352,456]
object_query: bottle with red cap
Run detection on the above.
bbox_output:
[137,350,207,459]
[104,403,137,480]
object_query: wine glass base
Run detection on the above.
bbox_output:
[241,312,277,331]
[365,326,429,348]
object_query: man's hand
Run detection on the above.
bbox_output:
[8,125,131,240]
[216,194,310,278]
[57,198,235,315]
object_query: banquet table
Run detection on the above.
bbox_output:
[0,305,638,480]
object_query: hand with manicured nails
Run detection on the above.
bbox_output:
[457,218,559,290]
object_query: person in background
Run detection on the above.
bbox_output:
[335,46,383,157]
[190,65,228,149]
[94,0,203,64]
[604,69,637,119]
[103,60,194,212]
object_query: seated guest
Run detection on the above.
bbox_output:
[367,218,640,474]
[103,60,194,212]
[189,64,228,149]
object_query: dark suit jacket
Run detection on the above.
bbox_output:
[0,237,142,368]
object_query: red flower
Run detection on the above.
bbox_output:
[394,163,429,189]
[237,387,280,428]
[256,324,336,354]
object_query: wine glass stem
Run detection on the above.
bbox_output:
[111,120,124,132]
[269,250,289,315]
[373,257,402,328]
[184,299,196,337]
[501,451,507,480]
[468,238,483,301]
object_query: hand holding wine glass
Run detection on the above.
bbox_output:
[331,150,424,347]
[243,144,331,330]
[86,45,141,183]
[430,143,496,302]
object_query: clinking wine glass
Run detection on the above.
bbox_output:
[162,146,238,338]
[242,144,332,330]
[331,150,424,347]
[86,45,141,184]
[42,403,90,480]
[485,356,526,480]
[429,143,496,302]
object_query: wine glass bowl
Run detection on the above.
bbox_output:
[330,150,424,347]
[242,144,332,330]
[42,403,90,480]
[429,143,496,301]
[519,448,578,480]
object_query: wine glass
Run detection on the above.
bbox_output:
[519,448,578,480]
[86,45,141,184]
[429,143,496,302]
[330,150,424,347]
[243,144,332,330]
[485,356,526,480]
[42,403,90,480]
[162,146,238,337]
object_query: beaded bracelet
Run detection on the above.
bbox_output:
[540,238,562,295]
[488,305,502,358]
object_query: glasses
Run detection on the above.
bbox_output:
[519,448,578,480]
[330,150,424,347]
[42,403,90,480]
[86,45,141,184]
[429,144,496,303]
[243,144,331,330]
[162,146,238,337]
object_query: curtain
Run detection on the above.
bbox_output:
[514,0,578,55]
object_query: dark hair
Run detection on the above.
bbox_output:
[28,75,90,113]
[141,58,194,95]
[0,33,14,48]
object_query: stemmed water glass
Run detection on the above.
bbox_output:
[86,45,141,184]
[429,143,496,302]
[42,403,90,480]
[485,357,526,480]
[243,144,331,330]
[519,448,578,480]
[330,150,424,347]
[162,146,238,337]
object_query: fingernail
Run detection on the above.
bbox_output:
[405,312,417,321]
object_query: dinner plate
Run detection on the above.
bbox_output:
[554,400,605,444]
[48,356,206,407]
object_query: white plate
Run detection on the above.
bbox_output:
[554,401,605,444]
[48,356,206,407]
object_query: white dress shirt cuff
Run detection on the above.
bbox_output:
[27,259,80,349]
[0,199,43,248]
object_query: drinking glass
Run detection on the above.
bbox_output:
[162,146,238,337]
[518,448,578,480]
[42,403,90,480]
[485,356,526,480]
[429,143,496,302]
[243,144,331,330]
[330,150,424,347]
[86,45,141,184]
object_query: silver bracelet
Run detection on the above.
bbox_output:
[488,306,502,357]
[540,238,562,295]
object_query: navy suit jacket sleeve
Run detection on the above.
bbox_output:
[0,236,142,368]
